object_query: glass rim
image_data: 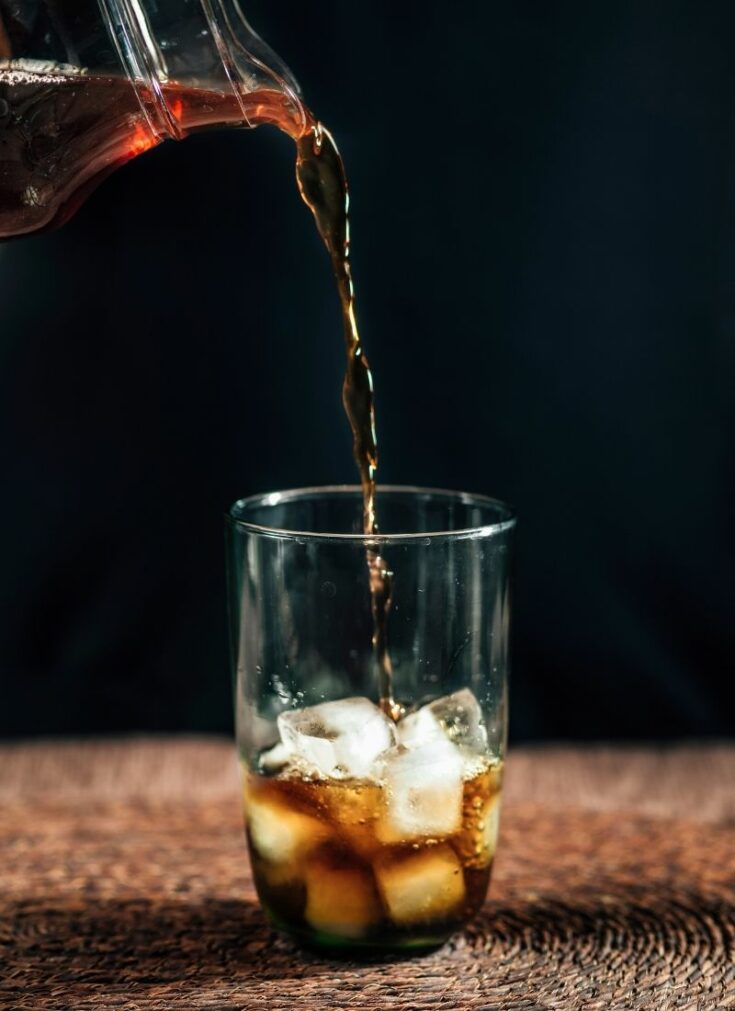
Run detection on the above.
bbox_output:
[226,484,516,544]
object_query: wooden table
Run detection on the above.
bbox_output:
[1,738,733,1010]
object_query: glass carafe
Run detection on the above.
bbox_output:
[0,0,306,238]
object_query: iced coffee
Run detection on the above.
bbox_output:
[242,689,502,950]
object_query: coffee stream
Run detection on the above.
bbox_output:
[0,71,397,716]
[295,123,400,722]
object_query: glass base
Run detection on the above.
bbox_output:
[265,906,451,958]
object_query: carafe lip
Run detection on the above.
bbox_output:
[197,0,306,132]
[97,0,307,141]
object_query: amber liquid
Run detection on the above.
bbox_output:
[245,760,502,949]
[0,71,304,235]
[0,69,397,715]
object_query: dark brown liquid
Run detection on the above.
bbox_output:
[0,70,397,714]
[244,759,502,948]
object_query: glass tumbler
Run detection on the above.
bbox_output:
[226,486,515,953]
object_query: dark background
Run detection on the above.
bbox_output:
[2,1,734,740]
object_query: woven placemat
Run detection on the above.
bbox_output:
[3,738,735,820]
[0,740,733,1010]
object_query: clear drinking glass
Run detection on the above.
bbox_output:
[226,486,515,953]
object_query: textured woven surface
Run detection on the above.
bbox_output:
[1,738,733,1010]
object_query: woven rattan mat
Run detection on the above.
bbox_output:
[1,739,733,1010]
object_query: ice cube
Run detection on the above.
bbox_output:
[482,794,501,857]
[278,697,397,779]
[304,851,382,937]
[246,792,330,872]
[398,689,488,755]
[376,740,465,842]
[258,853,303,888]
[374,844,465,925]
[258,741,292,775]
